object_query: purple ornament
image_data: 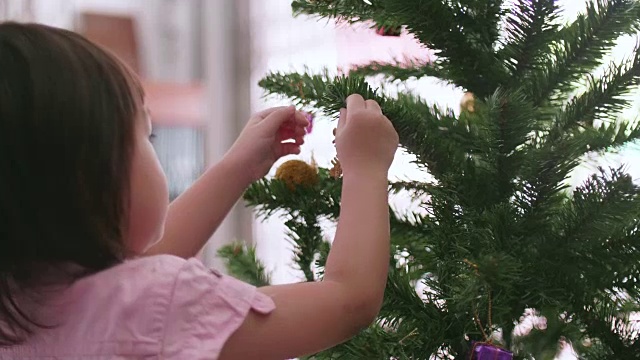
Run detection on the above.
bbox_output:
[304,112,314,134]
[470,342,513,360]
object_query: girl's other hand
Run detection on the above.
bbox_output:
[225,106,309,185]
[335,95,398,178]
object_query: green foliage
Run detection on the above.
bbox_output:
[244,169,339,280]
[349,57,454,84]
[501,0,563,78]
[220,0,640,358]
[525,0,640,108]
[217,243,271,287]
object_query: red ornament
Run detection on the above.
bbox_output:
[375,26,402,36]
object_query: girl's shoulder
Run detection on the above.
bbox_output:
[73,254,275,327]
[70,254,191,300]
[0,255,275,359]
[80,254,275,358]
[91,255,275,357]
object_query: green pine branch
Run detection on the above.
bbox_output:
[552,168,640,297]
[390,213,433,279]
[291,0,392,25]
[285,214,324,282]
[578,340,618,360]
[608,227,640,293]
[555,49,640,129]
[512,307,587,360]
[258,71,377,113]
[458,0,505,47]
[245,168,342,219]
[513,152,576,238]
[573,119,640,154]
[578,296,640,357]
[522,79,640,207]
[526,0,640,106]
[518,169,640,357]
[389,179,434,197]
[314,240,331,279]
[305,324,419,359]
[259,72,482,179]
[349,57,456,85]
[500,0,562,78]
[244,169,338,282]
[482,88,539,203]
[294,0,509,96]
[217,243,272,287]
[516,119,640,241]
[378,268,455,357]
[528,115,640,185]
[381,0,508,96]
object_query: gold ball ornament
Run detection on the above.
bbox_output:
[460,92,475,113]
[275,159,319,190]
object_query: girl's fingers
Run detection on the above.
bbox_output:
[254,106,291,120]
[277,125,306,141]
[261,106,296,132]
[365,99,382,113]
[295,111,310,126]
[277,143,301,157]
[277,129,296,141]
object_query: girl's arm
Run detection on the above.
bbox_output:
[144,157,251,258]
[221,173,390,359]
[145,106,307,258]
[219,95,399,359]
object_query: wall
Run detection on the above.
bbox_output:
[200,0,254,268]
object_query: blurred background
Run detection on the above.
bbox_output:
[1,0,638,287]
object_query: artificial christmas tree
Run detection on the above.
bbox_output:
[220,0,640,358]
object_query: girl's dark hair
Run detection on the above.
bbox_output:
[0,22,143,344]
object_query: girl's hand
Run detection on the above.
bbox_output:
[335,95,398,177]
[225,106,309,184]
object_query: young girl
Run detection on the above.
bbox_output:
[0,22,399,359]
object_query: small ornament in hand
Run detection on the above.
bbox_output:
[303,112,314,134]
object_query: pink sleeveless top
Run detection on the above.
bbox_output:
[0,255,275,359]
